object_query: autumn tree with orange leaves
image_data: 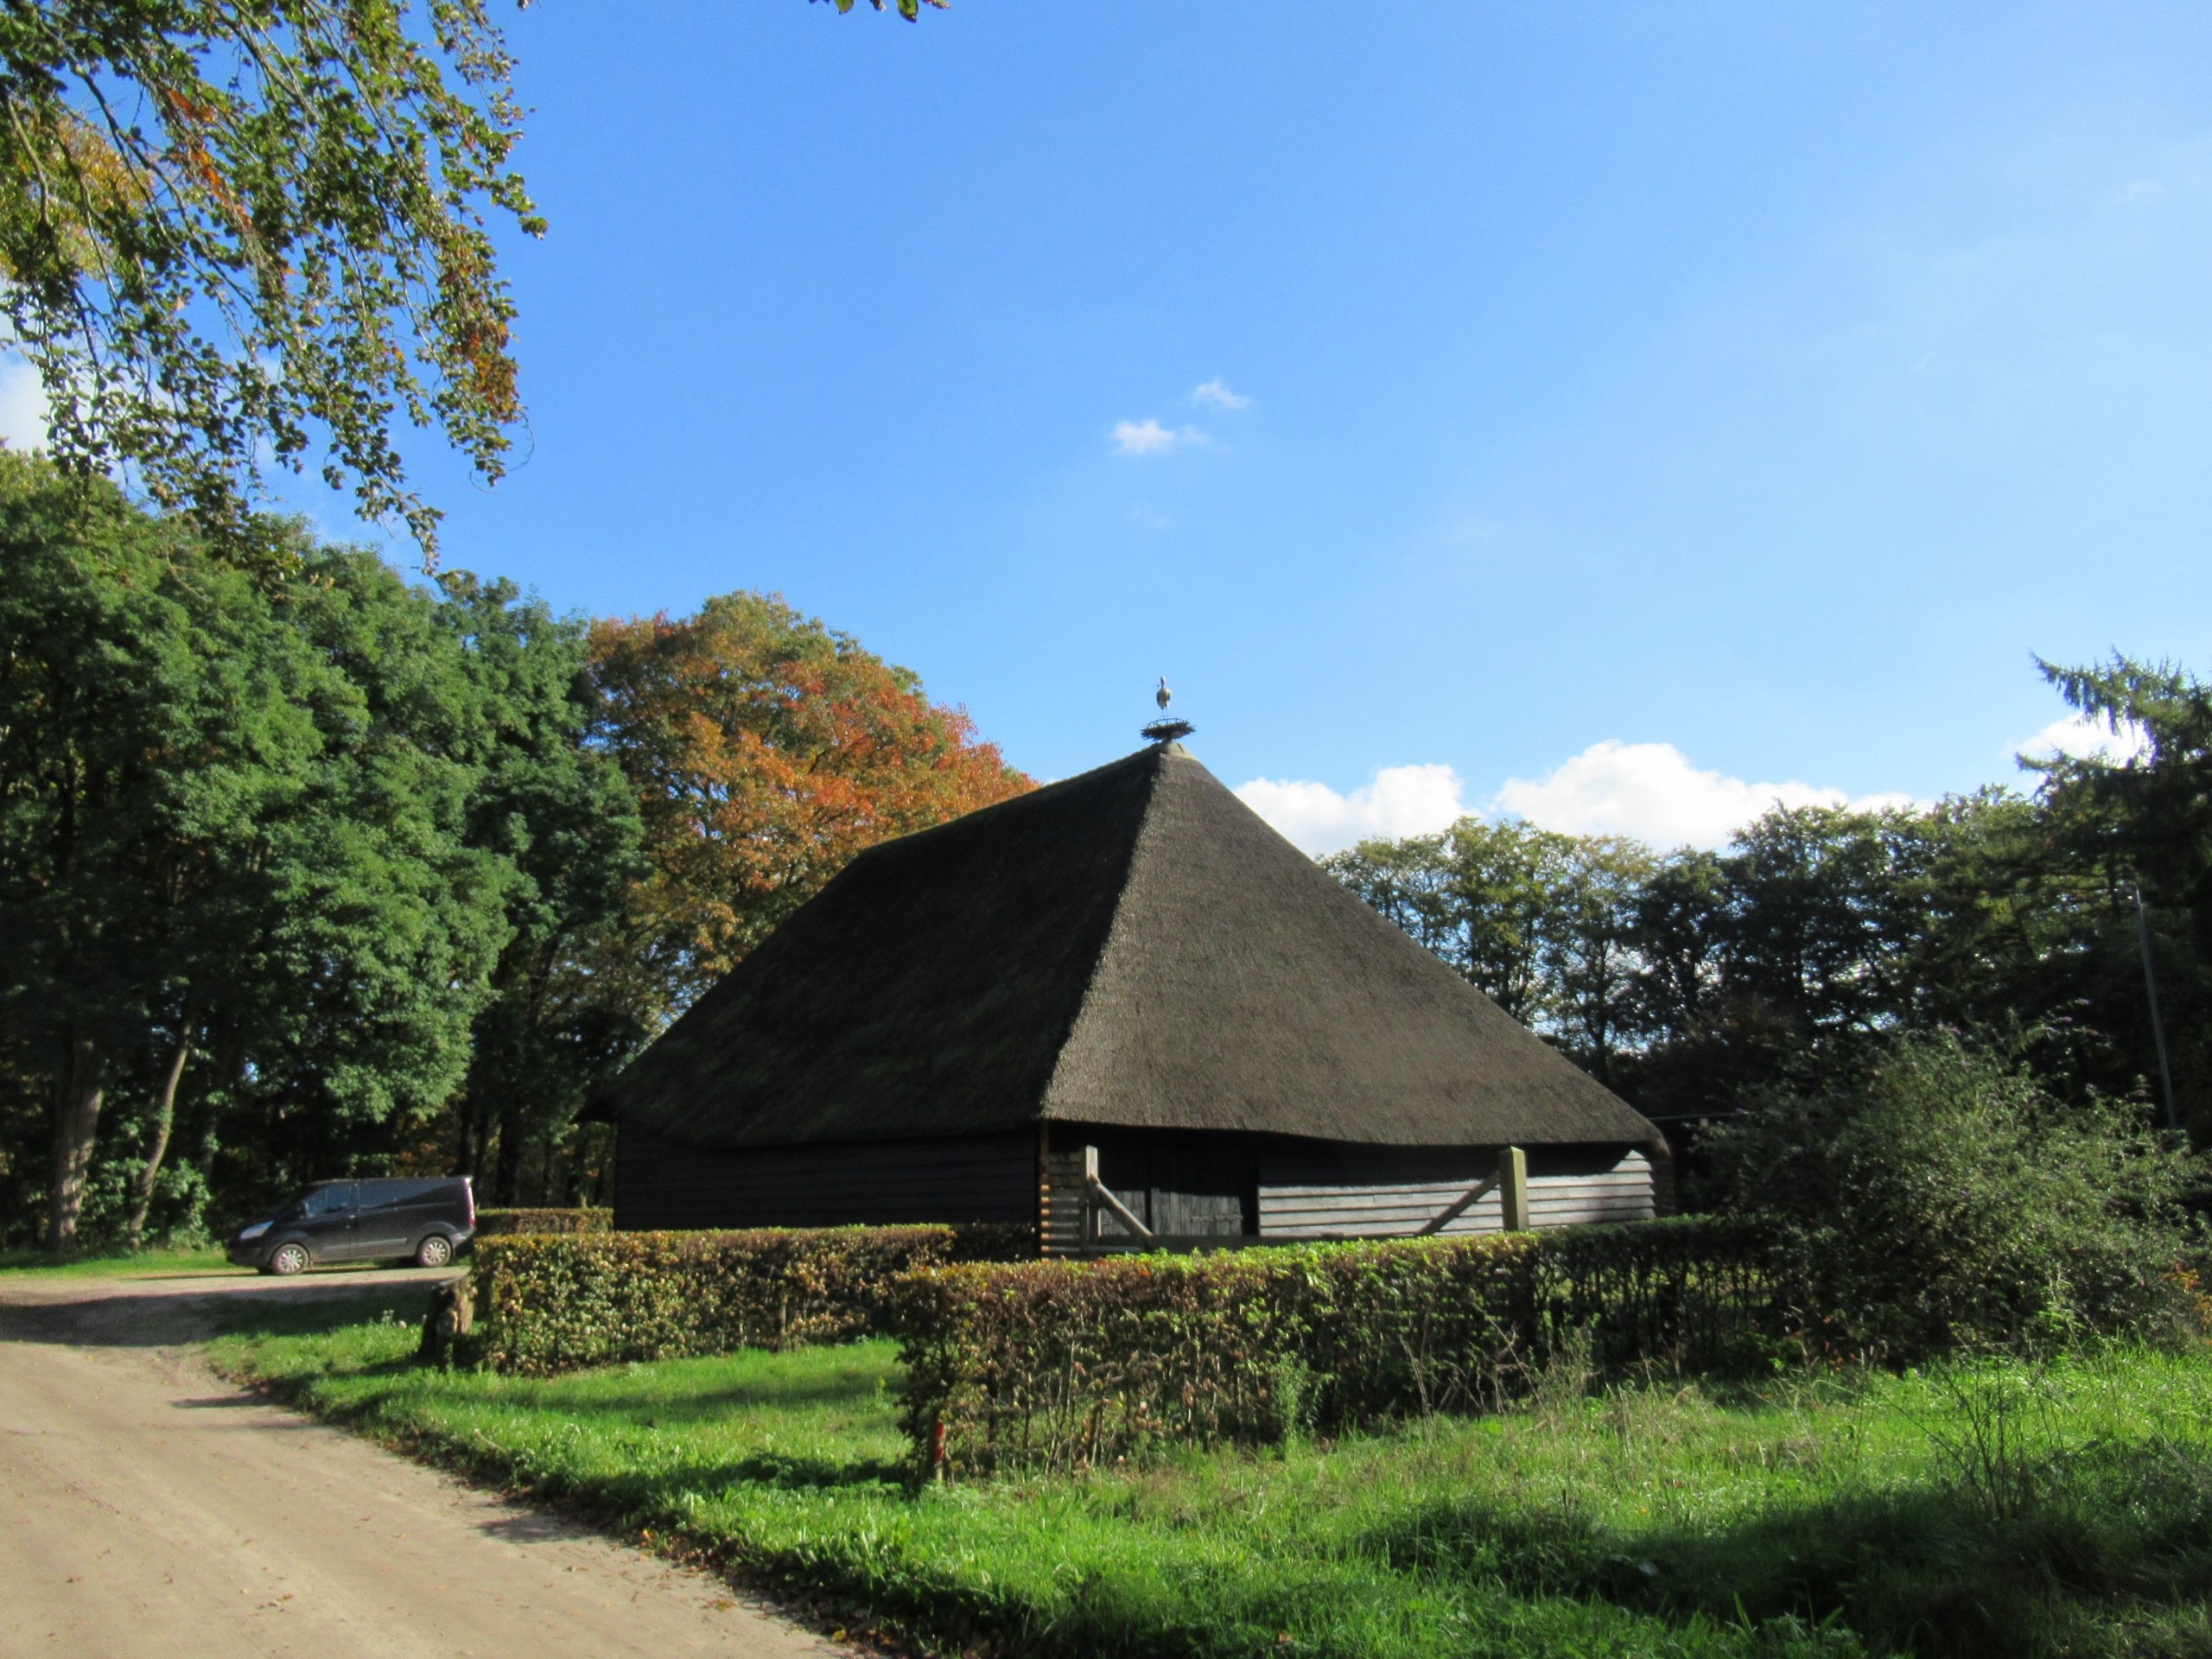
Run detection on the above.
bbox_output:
[591,592,1028,1014]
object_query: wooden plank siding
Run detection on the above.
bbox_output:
[613,1122,1036,1232]
[617,1122,1652,1247]
[1259,1147,1653,1237]
[1035,1129,1655,1254]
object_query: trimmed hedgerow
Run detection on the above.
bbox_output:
[891,1217,1787,1477]
[1526,1212,1783,1373]
[471,1206,613,1237]
[468,1223,1033,1376]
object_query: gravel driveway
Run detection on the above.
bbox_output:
[0,1267,842,1659]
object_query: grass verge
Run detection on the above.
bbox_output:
[0,1245,235,1279]
[209,1306,2212,1659]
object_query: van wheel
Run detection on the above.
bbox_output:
[269,1242,310,1277]
[414,1234,454,1269]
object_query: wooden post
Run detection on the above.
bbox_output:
[1083,1144,1098,1249]
[1083,1144,1153,1241]
[1501,1145,1529,1232]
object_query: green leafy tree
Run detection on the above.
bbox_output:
[1320,830,1465,966]
[0,455,322,1248]
[1327,818,1649,1074]
[0,1,952,560]
[1703,1033,2202,1357]
[1542,833,1656,1086]
[434,572,645,1203]
[1717,804,1920,1045]
[0,460,512,1252]
[0,1,540,556]
[2030,654,2212,1132]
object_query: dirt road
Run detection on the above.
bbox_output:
[0,1268,842,1659]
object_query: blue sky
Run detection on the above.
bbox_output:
[29,3,2211,852]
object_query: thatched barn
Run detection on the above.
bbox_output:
[594,741,1667,1253]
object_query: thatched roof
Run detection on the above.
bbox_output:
[599,742,1659,1152]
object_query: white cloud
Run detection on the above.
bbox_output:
[1191,378,1249,410]
[2016,713,2149,765]
[1235,764,1470,856]
[1112,418,1211,455]
[1241,741,1928,857]
[2114,179,2167,205]
[0,359,50,451]
[1492,741,1916,849]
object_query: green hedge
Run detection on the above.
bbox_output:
[892,1216,1785,1477]
[471,1206,613,1237]
[468,1223,1032,1376]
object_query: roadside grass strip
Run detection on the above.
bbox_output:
[209,1313,2212,1659]
[0,1246,236,1279]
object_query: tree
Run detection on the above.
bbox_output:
[1541,833,1656,1086]
[0,1,951,561]
[0,1,542,557]
[818,0,950,15]
[1702,1033,2202,1357]
[2031,654,2212,1133]
[0,460,513,1252]
[590,592,1028,1014]
[434,572,644,1203]
[1325,817,1649,1071]
[1320,830,1463,966]
[0,453,296,1247]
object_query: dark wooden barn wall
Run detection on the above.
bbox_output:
[614,1122,1037,1231]
[1039,1131,1653,1252]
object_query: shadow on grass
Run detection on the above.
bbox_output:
[553,1370,895,1421]
[1364,1439,2212,1659]
[690,1447,912,1491]
[205,1284,442,1341]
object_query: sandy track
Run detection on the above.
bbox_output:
[0,1269,841,1659]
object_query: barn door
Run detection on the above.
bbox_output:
[1148,1140,1255,1237]
[1085,1135,1258,1241]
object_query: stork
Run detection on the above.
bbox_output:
[1156,676,1172,712]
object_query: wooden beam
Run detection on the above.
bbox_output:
[1416,1167,1499,1236]
[1082,1144,1153,1239]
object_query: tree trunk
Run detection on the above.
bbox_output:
[494,1092,527,1205]
[125,1027,192,1250]
[48,1034,108,1258]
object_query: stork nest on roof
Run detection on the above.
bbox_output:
[1141,717,1196,743]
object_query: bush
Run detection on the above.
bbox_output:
[468,1223,1031,1376]
[1702,1034,2207,1360]
[471,1206,613,1237]
[892,1217,1785,1477]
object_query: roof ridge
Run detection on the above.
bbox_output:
[1033,744,1172,1116]
[831,741,1166,871]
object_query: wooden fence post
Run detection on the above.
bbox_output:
[1502,1145,1530,1232]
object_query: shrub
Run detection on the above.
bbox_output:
[467,1223,1030,1376]
[1701,1034,2207,1360]
[471,1206,613,1237]
[892,1217,1785,1477]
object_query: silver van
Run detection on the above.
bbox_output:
[226,1177,475,1274]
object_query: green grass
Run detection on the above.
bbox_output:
[0,1244,236,1279]
[209,1307,2212,1659]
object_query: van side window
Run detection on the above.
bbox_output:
[305,1185,353,1216]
